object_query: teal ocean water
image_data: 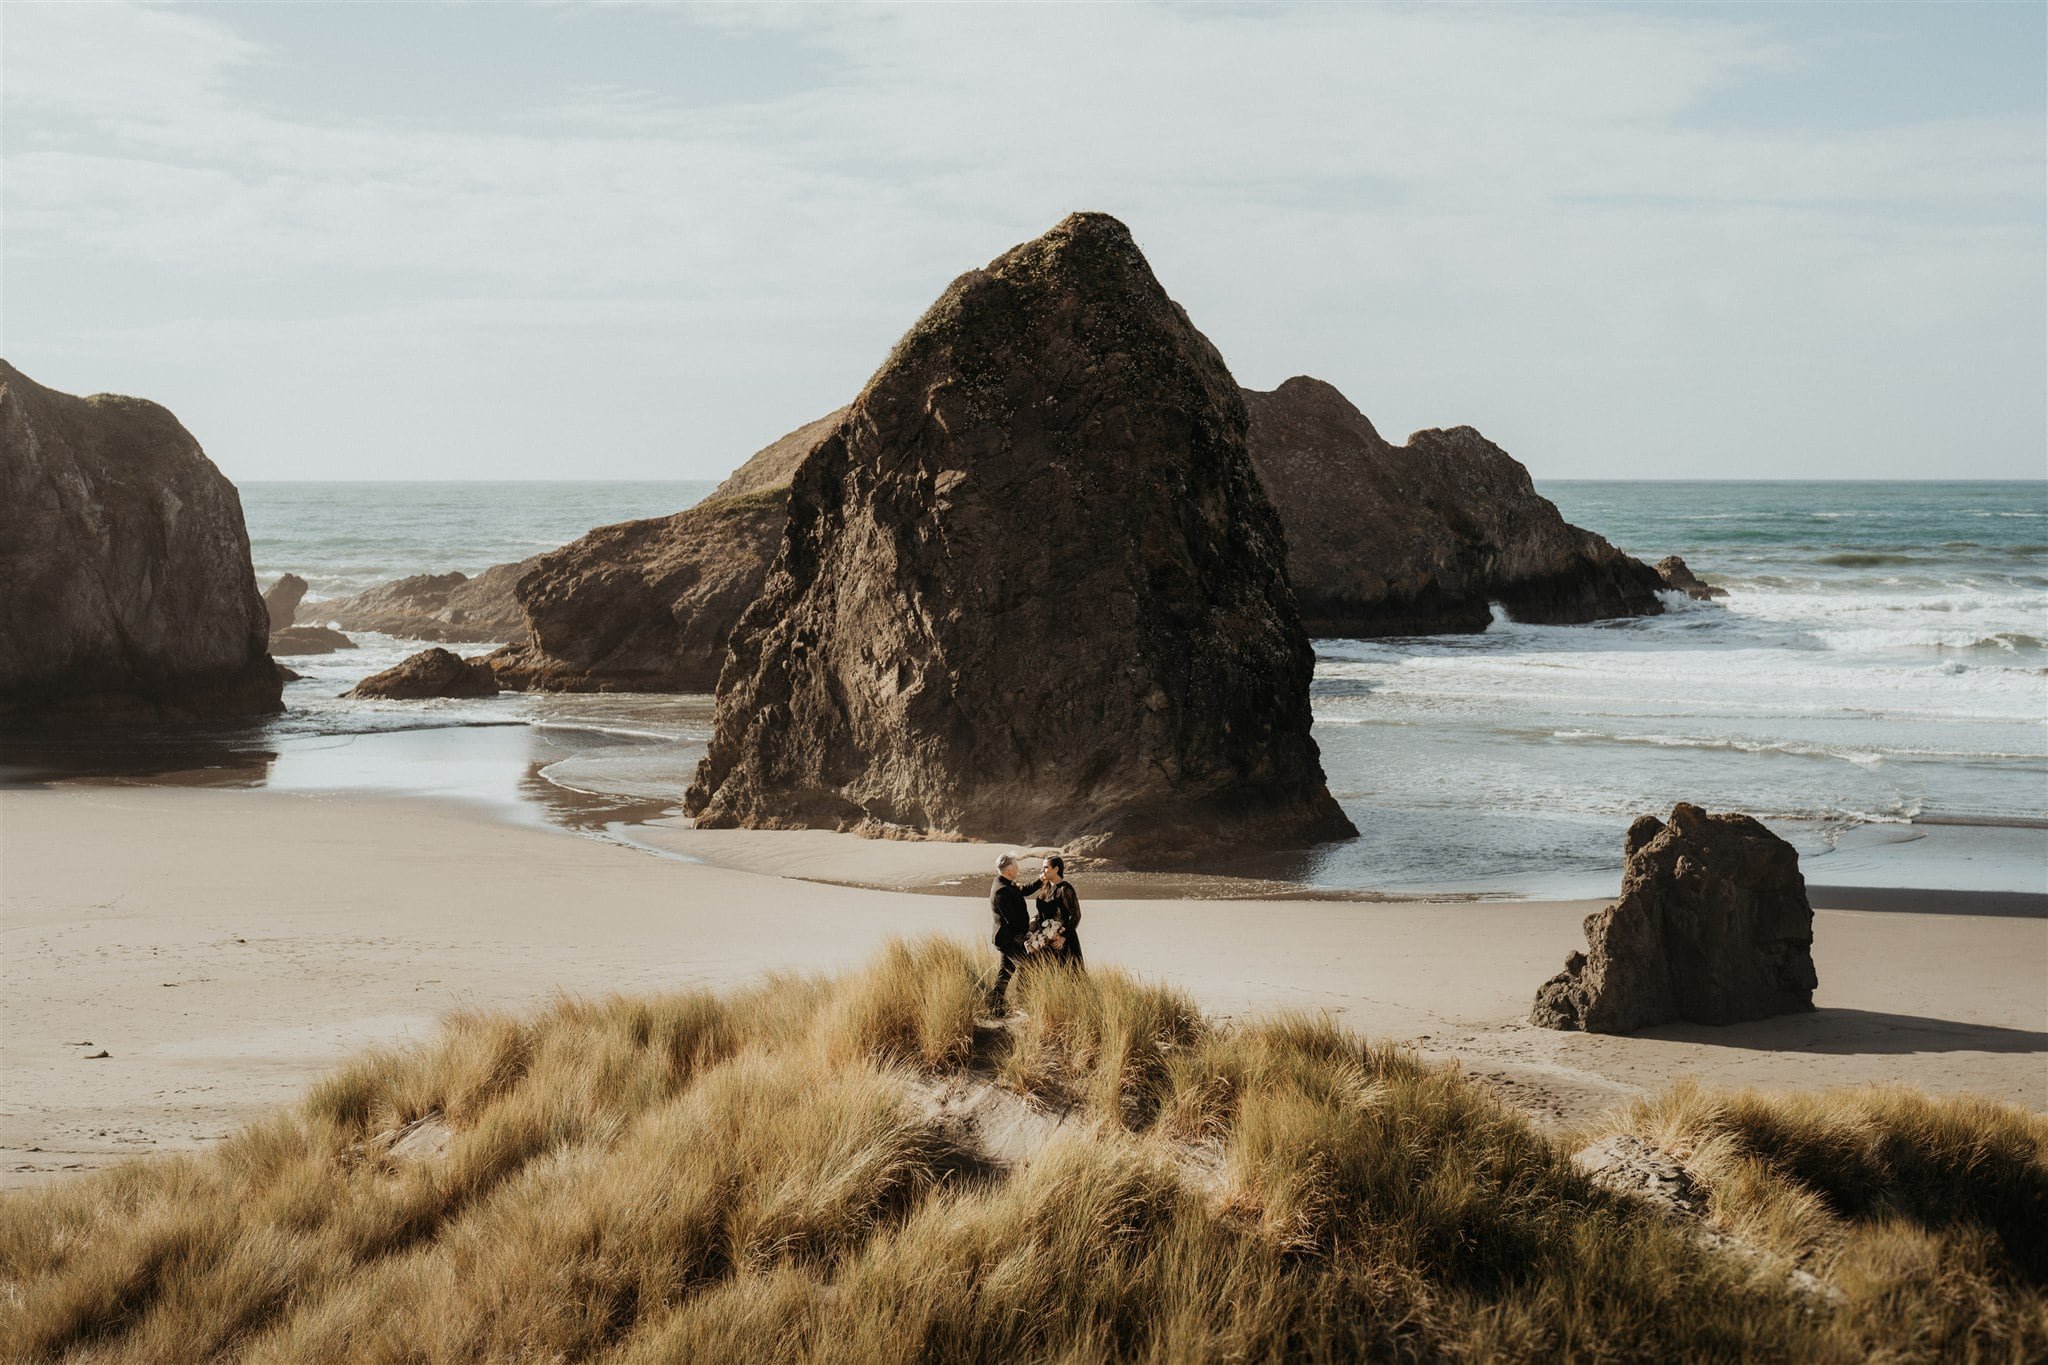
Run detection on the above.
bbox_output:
[230,480,2048,896]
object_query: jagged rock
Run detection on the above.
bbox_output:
[1655,555,1728,601]
[344,647,499,700]
[268,625,356,656]
[0,360,282,718]
[1532,803,1818,1033]
[319,561,533,644]
[1240,376,1665,635]
[488,409,846,693]
[262,573,307,631]
[684,212,1354,861]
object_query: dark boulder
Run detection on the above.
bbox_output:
[1241,376,1665,635]
[1532,803,1818,1033]
[344,647,499,700]
[269,625,356,656]
[488,409,846,694]
[320,562,533,644]
[684,212,1354,862]
[262,574,308,631]
[0,361,281,719]
[1655,555,1728,601]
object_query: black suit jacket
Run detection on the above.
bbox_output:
[989,876,1041,956]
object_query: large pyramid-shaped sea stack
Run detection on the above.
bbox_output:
[685,213,1355,860]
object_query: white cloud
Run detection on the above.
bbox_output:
[1,0,2040,480]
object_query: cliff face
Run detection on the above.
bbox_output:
[1240,377,1664,636]
[487,409,848,693]
[683,213,1353,861]
[0,361,281,719]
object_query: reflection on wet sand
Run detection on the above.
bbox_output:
[0,722,278,789]
[1,715,698,841]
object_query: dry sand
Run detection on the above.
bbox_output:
[3,785,2043,1188]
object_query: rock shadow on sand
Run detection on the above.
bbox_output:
[1639,1007,2048,1057]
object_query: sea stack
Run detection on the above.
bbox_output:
[1531,803,1819,1033]
[1654,555,1728,601]
[1241,377,1665,635]
[320,565,533,645]
[489,409,847,693]
[0,361,281,719]
[262,574,308,631]
[684,212,1354,861]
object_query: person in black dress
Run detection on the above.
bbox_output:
[1033,854,1083,968]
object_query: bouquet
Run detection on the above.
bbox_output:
[1023,920,1067,956]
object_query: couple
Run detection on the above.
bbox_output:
[987,851,1083,1013]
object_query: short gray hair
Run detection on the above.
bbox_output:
[996,852,1018,872]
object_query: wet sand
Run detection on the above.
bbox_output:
[2,785,2043,1188]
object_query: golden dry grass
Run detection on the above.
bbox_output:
[1,937,2041,1363]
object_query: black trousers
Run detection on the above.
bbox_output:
[990,951,1022,1007]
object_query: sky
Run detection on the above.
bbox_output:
[3,1,2043,483]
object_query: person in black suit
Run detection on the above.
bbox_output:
[987,852,1040,1013]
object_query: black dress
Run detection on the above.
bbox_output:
[1034,881,1083,967]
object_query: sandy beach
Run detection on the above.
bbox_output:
[4,783,2041,1190]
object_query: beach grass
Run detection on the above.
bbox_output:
[2,936,2042,1363]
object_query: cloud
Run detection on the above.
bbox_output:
[2,1,2040,480]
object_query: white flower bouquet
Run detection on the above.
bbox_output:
[1023,921,1067,956]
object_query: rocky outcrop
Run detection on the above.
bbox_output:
[1532,803,1818,1033]
[268,625,356,656]
[684,212,1354,861]
[1240,377,1665,636]
[318,562,533,644]
[488,410,847,694]
[0,361,282,719]
[1655,556,1728,601]
[263,574,307,631]
[705,408,847,503]
[477,376,1672,695]
[344,647,498,700]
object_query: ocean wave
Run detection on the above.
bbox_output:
[528,719,695,745]
[1808,627,2047,656]
[1816,552,1920,567]
[1541,729,2046,764]
[1545,730,1891,765]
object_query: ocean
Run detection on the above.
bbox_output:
[226,479,2048,897]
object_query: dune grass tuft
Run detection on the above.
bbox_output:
[1592,1080,2048,1361]
[2,939,2041,1363]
